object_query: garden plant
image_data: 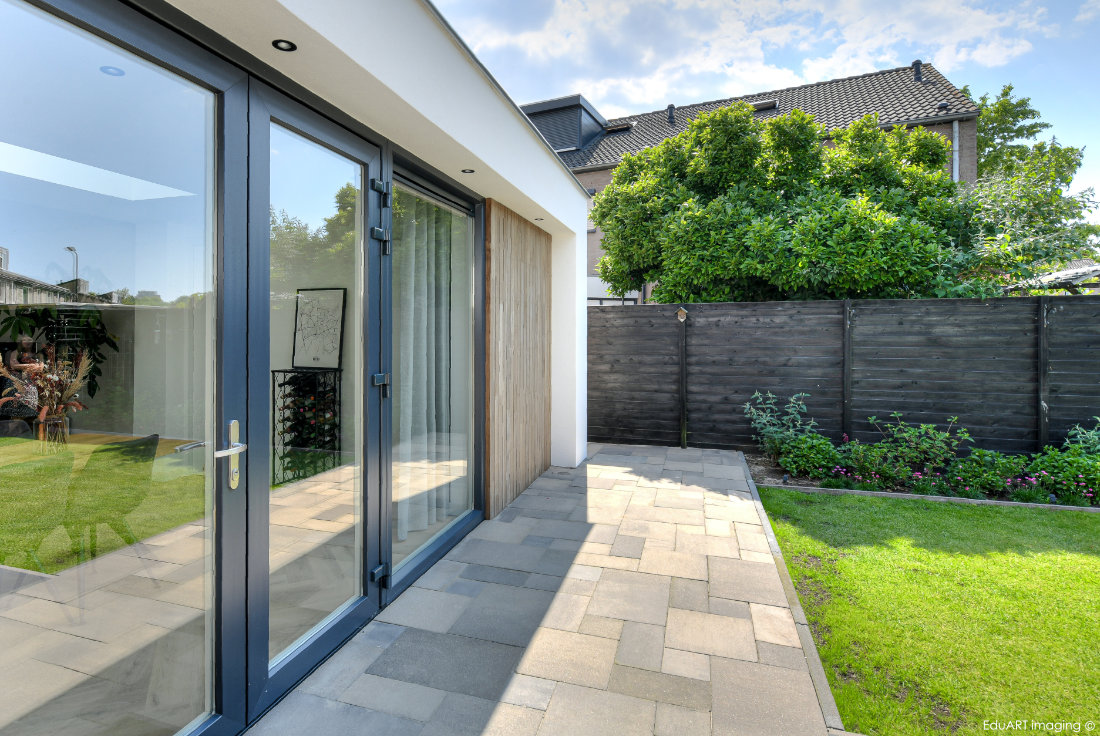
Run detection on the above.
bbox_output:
[744,392,1099,506]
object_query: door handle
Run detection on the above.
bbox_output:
[214,419,247,489]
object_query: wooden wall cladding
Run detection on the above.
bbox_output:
[485,200,552,517]
[589,296,1100,453]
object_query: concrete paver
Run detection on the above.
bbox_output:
[250,446,834,735]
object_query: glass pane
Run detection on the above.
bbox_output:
[391,185,475,568]
[0,1,215,734]
[268,123,363,661]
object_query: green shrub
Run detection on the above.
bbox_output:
[943,449,1028,498]
[868,412,971,473]
[778,434,841,478]
[837,440,910,489]
[743,392,818,461]
[1008,483,1051,504]
[1027,445,1100,506]
[1065,417,1100,455]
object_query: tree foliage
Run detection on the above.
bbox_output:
[593,99,1095,303]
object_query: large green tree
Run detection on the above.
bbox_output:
[593,104,982,302]
[593,100,1095,303]
[961,84,1097,277]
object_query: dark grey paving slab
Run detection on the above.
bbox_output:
[448,582,555,647]
[366,628,523,701]
[460,564,530,587]
[445,538,548,573]
[711,657,828,736]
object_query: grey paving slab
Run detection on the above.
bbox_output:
[419,692,543,736]
[708,556,788,607]
[366,628,523,700]
[670,577,710,612]
[499,673,557,710]
[656,702,711,736]
[460,564,530,587]
[711,657,829,736]
[337,673,447,721]
[536,683,656,736]
[607,664,712,711]
[615,621,665,671]
[244,692,422,736]
[587,568,671,625]
[449,583,555,647]
[374,587,471,633]
[246,445,837,736]
[665,607,757,661]
[516,627,617,688]
[757,641,810,671]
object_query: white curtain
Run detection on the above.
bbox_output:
[392,189,472,542]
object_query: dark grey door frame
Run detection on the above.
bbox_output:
[245,79,385,720]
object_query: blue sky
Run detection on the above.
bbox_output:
[437,0,1100,223]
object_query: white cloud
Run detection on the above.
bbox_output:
[1075,0,1100,23]
[442,0,1047,114]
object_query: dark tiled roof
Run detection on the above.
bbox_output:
[560,63,979,170]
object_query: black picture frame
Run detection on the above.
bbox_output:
[291,287,347,369]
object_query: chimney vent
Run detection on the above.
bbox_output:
[912,59,923,82]
[937,101,950,110]
[667,103,675,125]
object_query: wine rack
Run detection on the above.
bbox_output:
[271,368,341,485]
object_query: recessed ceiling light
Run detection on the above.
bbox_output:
[534,217,544,221]
[272,39,297,52]
[461,169,475,174]
[99,66,125,76]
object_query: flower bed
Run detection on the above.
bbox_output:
[744,392,1100,507]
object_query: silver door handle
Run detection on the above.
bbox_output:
[213,443,247,458]
[215,420,246,489]
[175,440,206,453]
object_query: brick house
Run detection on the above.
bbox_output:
[523,61,980,304]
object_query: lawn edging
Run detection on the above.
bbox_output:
[768,484,1100,512]
[736,452,858,736]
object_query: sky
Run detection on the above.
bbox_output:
[436,0,1100,224]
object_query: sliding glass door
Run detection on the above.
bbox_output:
[390,185,476,571]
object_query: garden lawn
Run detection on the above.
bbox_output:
[759,487,1100,736]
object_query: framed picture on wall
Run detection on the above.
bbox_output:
[292,288,347,369]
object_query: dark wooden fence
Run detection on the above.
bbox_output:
[588,296,1100,453]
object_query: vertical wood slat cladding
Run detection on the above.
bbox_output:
[485,200,551,518]
[588,296,1100,453]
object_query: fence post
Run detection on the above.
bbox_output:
[841,299,853,440]
[677,306,688,448]
[1037,295,1050,449]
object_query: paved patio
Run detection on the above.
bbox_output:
[249,444,844,736]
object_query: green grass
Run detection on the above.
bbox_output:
[758,487,1100,736]
[0,436,205,573]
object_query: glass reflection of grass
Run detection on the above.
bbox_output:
[0,436,205,574]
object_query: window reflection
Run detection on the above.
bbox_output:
[0,0,215,733]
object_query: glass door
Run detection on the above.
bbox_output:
[0,1,248,734]
[245,83,384,715]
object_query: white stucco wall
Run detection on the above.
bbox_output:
[162,0,590,466]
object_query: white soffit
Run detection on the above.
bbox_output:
[163,0,586,235]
